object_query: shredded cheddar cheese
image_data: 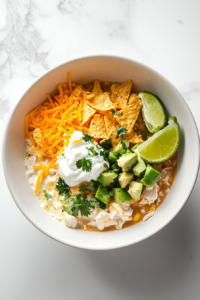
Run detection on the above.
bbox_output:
[73,138,83,144]
[110,204,119,213]
[25,72,90,195]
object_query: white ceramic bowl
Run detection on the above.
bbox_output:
[3,56,200,250]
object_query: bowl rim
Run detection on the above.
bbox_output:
[2,55,200,250]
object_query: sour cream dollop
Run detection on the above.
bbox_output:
[58,131,108,186]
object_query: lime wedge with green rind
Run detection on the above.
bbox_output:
[135,117,180,163]
[138,91,167,133]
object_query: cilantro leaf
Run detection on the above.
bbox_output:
[100,149,109,160]
[119,149,127,157]
[141,130,147,140]
[110,176,121,188]
[63,201,74,214]
[82,133,93,142]
[86,146,98,157]
[79,180,99,192]
[108,189,115,197]
[95,144,102,150]
[111,109,123,116]
[101,137,113,150]
[63,193,91,217]
[116,126,128,139]
[56,178,71,197]
[60,196,70,204]
[79,204,90,217]
[121,140,128,149]
[76,157,92,172]
[89,195,100,207]
[111,163,121,173]
[73,193,87,203]
[43,190,52,200]
[63,190,108,216]
[89,195,106,209]
[103,163,109,172]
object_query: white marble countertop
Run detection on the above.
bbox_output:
[0,0,200,299]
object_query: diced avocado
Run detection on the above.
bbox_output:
[113,140,129,154]
[98,171,118,186]
[131,143,141,153]
[113,188,132,203]
[128,181,143,200]
[141,165,161,188]
[119,172,133,188]
[95,186,110,205]
[118,153,138,172]
[132,157,146,177]
[108,152,118,163]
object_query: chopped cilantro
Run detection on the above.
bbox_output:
[63,193,90,217]
[86,146,98,157]
[60,196,70,204]
[95,144,102,150]
[100,149,109,160]
[141,130,147,140]
[121,140,128,149]
[119,149,127,157]
[116,126,128,139]
[111,163,121,173]
[111,109,123,116]
[108,189,115,197]
[103,163,109,172]
[101,137,113,150]
[76,157,92,172]
[89,195,106,209]
[63,192,106,217]
[43,190,52,200]
[89,195,100,207]
[79,180,99,192]
[56,178,71,197]
[82,133,93,142]
[110,176,121,188]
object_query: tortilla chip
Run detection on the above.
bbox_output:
[80,103,96,126]
[72,85,83,97]
[86,92,95,100]
[100,126,121,149]
[95,110,109,115]
[114,93,143,133]
[104,111,119,134]
[88,114,107,139]
[110,80,132,108]
[86,92,115,111]
[122,131,143,144]
[128,93,138,103]
[92,80,103,96]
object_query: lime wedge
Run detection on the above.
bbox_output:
[135,117,180,163]
[138,91,166,133]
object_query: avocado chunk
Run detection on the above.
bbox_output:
[141,165,161,188]
[132,157,146,177]
[95,186,110,205]
[118,152,138,172]
[113,188,132,203]
[119,172,133,188]
[113,140,129,155]
[108,152,118,163]
[128,181,143,200]
[131,143,141,153]
[98,171,117,186]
